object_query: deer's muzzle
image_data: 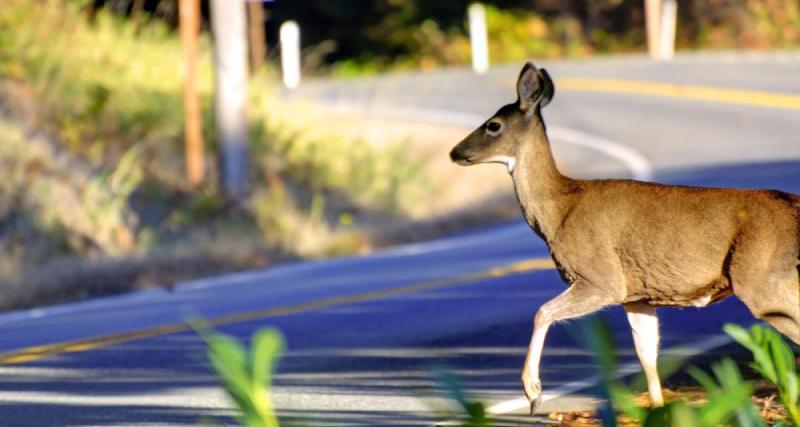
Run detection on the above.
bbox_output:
[449,147,473,166]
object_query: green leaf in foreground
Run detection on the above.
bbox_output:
[194,321,285,427]
[434,370,490,427]
[579,318,769,427]
[725,323,800,426]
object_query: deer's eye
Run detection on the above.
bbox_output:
[487,121,502,133]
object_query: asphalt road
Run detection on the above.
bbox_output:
[298,51,800,176]
[1,52,799,426]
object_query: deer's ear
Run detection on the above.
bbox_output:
[516,62,554,112]
[539,68,554,108]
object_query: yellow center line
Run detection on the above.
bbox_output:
[550,77,800,111]
[0,257,556,365]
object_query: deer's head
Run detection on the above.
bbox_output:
[449,62,554,173]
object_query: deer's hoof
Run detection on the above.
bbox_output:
[521,375,542,415]
[529,395,542,416]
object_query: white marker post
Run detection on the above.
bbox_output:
[210,0,249,198]
[658,0,677,61]
[280,21,301,89]
[644,0,662,59]
[468,3,489,74]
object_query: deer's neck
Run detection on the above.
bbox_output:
[511,122,573,242]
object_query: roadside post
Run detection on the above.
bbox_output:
[645,0,677,61]
[658,0,677,60]
[247,0,267,73]
[644,0,662,59]
[468,3,489,74]
[178,0,205,187]
[210,0,250,199]
[280,21,301,89]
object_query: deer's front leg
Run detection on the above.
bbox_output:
[522,284,616,414]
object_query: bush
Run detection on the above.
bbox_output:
[726,324,800,426]
[331,4,594,76]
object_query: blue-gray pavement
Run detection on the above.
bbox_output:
[0,160,798,426]
[0,221,541,353]
[296,53,800,173]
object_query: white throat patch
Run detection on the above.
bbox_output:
[484,155,517,174]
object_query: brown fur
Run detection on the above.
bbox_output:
[450,62,800,409]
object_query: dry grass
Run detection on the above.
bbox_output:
[5,242,292,311]
[0,0,520,312]
[547,385,788,426]
[0,107,515,311]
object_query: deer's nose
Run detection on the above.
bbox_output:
[450,147,467,163]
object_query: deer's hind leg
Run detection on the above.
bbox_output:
[624,303,664,407]
[729,227,800,344]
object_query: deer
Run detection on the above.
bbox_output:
[449,62,800,414]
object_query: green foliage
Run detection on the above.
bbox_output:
[725,323,800,426]
[583,319,765,427]
[196,324,284,427]
[281,0,799,76]
[687,360,764,427]
[435,370,491,427]
[197,327,492,427]
[680,0,800,49]
[331,4,594,76]
[195,320,800,427]
[484,6,589,61]
[1,0,193,163]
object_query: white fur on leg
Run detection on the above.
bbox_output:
[522,315,550,405]
[625,303,664,407]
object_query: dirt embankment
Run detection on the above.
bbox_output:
[0,85,520,312]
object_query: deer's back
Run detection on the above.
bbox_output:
[549,179,800,307]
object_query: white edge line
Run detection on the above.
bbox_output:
[0,223,536,327]
[548,127,653,181]
[307,100,653,182]
[486,333,733,415]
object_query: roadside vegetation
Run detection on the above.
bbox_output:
[200,321,799,426]
[2,0,798,310]
[0,0,475,310]
[262,0,800,76]
[331,4,594,77]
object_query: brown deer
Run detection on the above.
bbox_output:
[449,62,800,413]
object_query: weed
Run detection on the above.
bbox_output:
[195,323,283,427]
[199,319,800,426]
[726,323,800,426]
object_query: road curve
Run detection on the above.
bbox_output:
[0,53,799,426]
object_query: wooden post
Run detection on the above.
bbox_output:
[210,0,250,199]
[644,0,662,59]
[247,0,267,73]
[178,0,205,187]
